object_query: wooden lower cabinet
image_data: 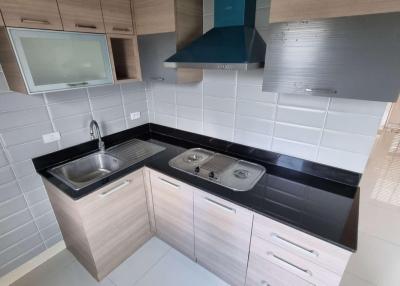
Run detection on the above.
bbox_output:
[150,170,195,259]
[44,170,152,281]
[194,191,253,286]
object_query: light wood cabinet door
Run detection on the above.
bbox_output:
[150,170,195,259]
[270,0,400,23]
[0,0,63,30]
[194,191,253,286]
[132,0,175,35]
[57,0,105,33]
[0,11,4,26]
[78,170,151,279]
[101,0,134,34]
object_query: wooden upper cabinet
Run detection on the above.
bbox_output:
[270,0,400,23]
[0,0,63,30]
[57,0,105,33]
[0,11,4,26]
[101,0,135,35]
[132,0,176,35]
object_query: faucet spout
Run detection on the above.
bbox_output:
[89,120,105,152]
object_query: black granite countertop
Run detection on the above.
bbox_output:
[33,123,360,252]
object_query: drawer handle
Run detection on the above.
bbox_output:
[113,27,131,32]
[67,82,88,87]
[204,197,236,213]
[21,18,50,25]
[99,180,131,197]
[271,233,319,258]
[75,23,97,29]
[305,88,337,94]
[158,177,180,189]
[150,77,165,81]
[267,251,313,278]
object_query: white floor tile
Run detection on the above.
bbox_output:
[135,248,228,286]
[107,237,171,286]
[345,231,400,286]
[340,272,377,286]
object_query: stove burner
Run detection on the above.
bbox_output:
[184,153,202,163]
[233,169,249,179]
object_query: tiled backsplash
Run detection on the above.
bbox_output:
[147,0,388,174]
[0,74,148,276]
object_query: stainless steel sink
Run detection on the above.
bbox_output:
[49,139,166,191]
[50,152,123,190]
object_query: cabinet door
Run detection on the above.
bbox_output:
[150,170,195,259]
[57,0,105,33]
[132,0,175,35]
[79,171,152,280]
[0,0,63,30]
[194,191,253,286]
[262,13,400,102]
[270,0,400,23]
[101,0,134,34]
[0,11,4,26]
[137,32,178,83]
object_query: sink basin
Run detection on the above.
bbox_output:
[50,152,123,190]
[49,139,166,191]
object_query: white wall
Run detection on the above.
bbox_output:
[146,0,388,173]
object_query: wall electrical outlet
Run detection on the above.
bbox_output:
[130,112,141,120]
[42,132,60,144]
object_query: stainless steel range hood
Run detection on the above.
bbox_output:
[164,0,266,70]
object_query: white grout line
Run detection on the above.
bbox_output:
[232,71,239,142]
[269,93,280,150]
[119,84,129,129]
[43,93,62,150]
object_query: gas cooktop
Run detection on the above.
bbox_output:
[168,148,266,191]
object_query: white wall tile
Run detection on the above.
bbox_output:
[325,112,382,136]
[177,118,203,134]
[236,100,275,120]
[177,106,202,121]
[235,115,274,135]
[329,98,388,116]
[203,123,233,141]
[321,130,375,154]
[237,85,277,103]
[203,109,234,127]
[279,94,329,110]
[203,82,236,98]
[276,106,326,128]
[317,147,369,172]
[274,123,322,145]
[272,138,318,160]
[234,129,272,149]
[204,96,235,113]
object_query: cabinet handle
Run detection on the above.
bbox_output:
[67,82,88,87]
[204,197,236,213]
[150,77,165,81]
[270,233,319,258]
[113,27,131,32]
[21,18,50,25]
[267,252,313,278]
[75,23,97,29]
[99,180,131,198]
[158,177,180,189]
[305,88,337,94]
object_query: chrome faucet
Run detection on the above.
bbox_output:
[89,120,105,152]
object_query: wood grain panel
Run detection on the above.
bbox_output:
[194,191,253,286]
[100,0,134,34]
[0,11,5,26]
[0,28,27,94]
[251,236,341,286]
[43,170,152,281]
[132,0,175,35]
[253,213,351,276]
[246,253,313,286]
[57,0,105,33]
[0,0,63,29]
[150,170,195,259]
[142,167,156,233]
[270,0,400,23]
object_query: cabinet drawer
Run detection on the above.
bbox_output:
[0,0,63,30]
[57,0,105,33]
[150,170,195,259]
[251,236,341,286]
[246,253,313,286]
[78,170,151,279]
[194,191,253,286]
[253,214,351,275]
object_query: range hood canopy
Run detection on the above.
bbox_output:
[164,0,266,70]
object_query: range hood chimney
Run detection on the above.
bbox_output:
[164,0,266,70]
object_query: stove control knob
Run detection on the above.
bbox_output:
[194,166,200,174]
[209,171,215,179]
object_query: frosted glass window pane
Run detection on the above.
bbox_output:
[20,37,108,85]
